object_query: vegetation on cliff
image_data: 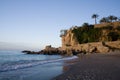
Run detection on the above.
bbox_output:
[100,15,119,23]
[72,22,120,44]
[68,15,120,44]
[23,15,120,55]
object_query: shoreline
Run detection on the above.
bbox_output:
[53,51,120,80]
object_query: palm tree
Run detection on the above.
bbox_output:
[92,14,99,24]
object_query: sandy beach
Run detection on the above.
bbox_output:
[53,51,120,80]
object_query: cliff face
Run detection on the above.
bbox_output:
[61,22,120,53]
[61,30,79,48]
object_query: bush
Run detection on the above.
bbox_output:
[100,26,113,30]
[72,25,101,44]
[108,32,119,41]
[71,23,119,44]
[116,26,120,31]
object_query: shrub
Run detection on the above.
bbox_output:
[71,23,119,44]
[72,25,101,44]
[107,32,119,41]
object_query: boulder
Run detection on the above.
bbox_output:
[89,46,97,53]
[97,46,109,53]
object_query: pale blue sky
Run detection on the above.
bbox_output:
[0,0,120,50]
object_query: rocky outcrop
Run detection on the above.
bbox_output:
[76,42,110,53]
[60,22,120,54]
[89,46,97,53]
[22,45,68,55]
[97,46,109,53]
[61,30,79,48]
[22,41,120,55]
[23,22,120,55]
[61,41,120,54]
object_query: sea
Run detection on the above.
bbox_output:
[0,50,77,80]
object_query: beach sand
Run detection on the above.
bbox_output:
[53,51,120,80]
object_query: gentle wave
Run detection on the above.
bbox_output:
[0,56,78,72]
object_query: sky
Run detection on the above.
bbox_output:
[0,0,120,50]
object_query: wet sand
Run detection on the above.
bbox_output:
[53,51,120,80]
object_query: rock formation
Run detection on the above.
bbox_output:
[60,22,120,54]
[22,45,67,55]
[61,29,79,48]
[22,22,120,55]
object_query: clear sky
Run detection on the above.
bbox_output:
[0,0,120,50]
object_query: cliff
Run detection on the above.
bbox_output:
[61,22,120,53]
[23,22,120,55]
[61,29,79,48]
[94,21,120,28]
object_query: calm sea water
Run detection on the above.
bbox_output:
[0,51,77,80]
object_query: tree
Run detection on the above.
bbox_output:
[82,23,90,31]
[100,17,109,23]
[108,15,114,22]
[92,14,99,24]
[113,16,118,21]
[82,23,89,27]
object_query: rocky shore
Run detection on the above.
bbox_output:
[22,41,120,55]
[53,51,120,80]
[22,45,67,55]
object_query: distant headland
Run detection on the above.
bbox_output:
[22,14,120,55]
